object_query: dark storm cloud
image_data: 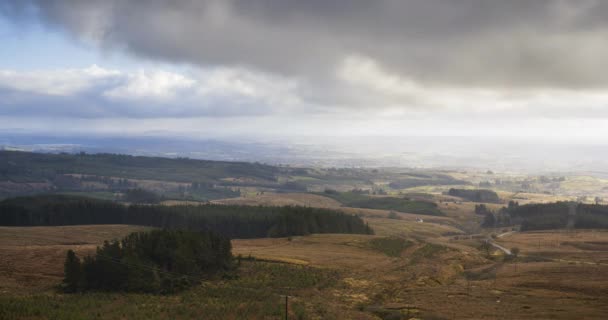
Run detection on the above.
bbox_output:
[4,0,608,88]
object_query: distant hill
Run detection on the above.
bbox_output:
[0,151,485,206]
[0,150,282,200]
[0,150,279,183]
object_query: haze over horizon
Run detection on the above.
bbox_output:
[2,1,608,170]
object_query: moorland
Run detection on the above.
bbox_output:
[1,150,608,319]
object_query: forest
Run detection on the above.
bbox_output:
[63,229,232,293]
[348,197,443,216]
[481,201,608,230]
[0,195,373,238]
[448,188,501,203]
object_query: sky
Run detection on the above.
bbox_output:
[1,0,608,148]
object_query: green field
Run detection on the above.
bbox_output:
[319,191,444,216]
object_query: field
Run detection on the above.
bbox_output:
[494,230,608,264]
[233,234,394,269]
[0,225,151,293]
[209,191,466,238]
[211,192,342,208]
[3,219,608,319]
[0,259,365,320]
[3,153,608,319]
[212,191,465,238]
[0,226,375,319]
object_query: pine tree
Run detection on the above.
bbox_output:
[482,213,496,227]
[63,250,83,292]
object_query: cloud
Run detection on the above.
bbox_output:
[2,0,608,143]
[1,62,608,121]
[0,65,303,118]
[0,65,120,96]
[103,70,193,100]
[4,0,608,89]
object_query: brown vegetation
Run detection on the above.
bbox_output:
[212,192,342,208]
[2,222,608,318]
[0,225,150,293]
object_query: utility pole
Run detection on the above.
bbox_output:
[285,295,288,320]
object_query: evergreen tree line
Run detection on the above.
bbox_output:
[63,229,232,293]
[123,188,163,204]
[479,201,519,227]
[0,195,373,238]
[480,201,608,230]
[448,188,501,203]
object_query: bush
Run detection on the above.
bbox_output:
[387,211,401,220]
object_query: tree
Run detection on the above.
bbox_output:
[63,250,83,292]
[482,213,496,227]
[510,247,520,257]
[475,204,491,215]
[479,241,492,257]
[0,195,373,238]
[123,188,162,204]
[64,230,234,293]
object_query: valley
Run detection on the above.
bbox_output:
[1,151,608,319]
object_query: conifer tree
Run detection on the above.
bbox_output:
[63,250,83,292]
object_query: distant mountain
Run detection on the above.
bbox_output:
[2,133,608,172]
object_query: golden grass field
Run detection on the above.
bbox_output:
[233,234,394,269]
[0,225,151,293]
[156,192,608,318]
[2,224,608,318]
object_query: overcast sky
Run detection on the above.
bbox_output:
[1,0,608,144]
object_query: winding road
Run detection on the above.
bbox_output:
[488,231,517,255]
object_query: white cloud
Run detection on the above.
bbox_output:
[0,65,120,96]
[1,62,608,145]
[195,68,302,107]
[104,69,195,100]
[337,55,420,99]
[0,65,302,117]
[1,61,608,122]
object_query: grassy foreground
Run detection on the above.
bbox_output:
[0,261,340,320]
